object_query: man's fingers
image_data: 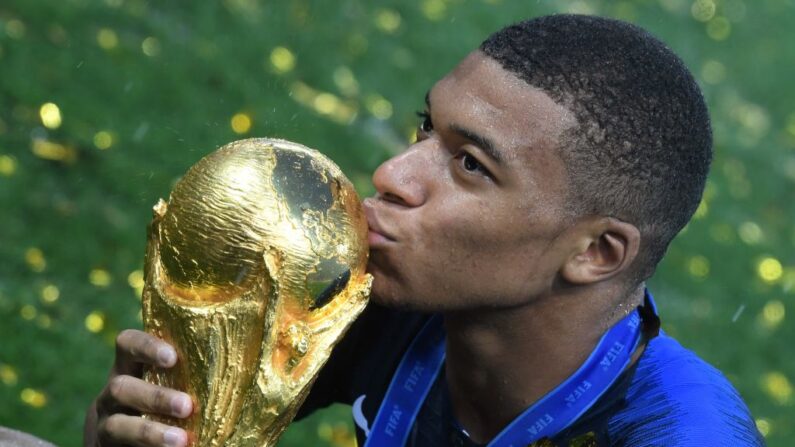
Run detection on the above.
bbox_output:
[92,329,186,447]
[99,414,188,447]
[102,375,193,419]
[115,329,177,374]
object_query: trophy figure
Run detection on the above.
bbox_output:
[140,138,372,446]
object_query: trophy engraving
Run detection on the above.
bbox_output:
[141,138,372,446]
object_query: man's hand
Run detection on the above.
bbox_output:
[84,329,193,447]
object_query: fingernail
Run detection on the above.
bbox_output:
[157,346,177,367]
[170,394,192,417]
[163,428,187,447]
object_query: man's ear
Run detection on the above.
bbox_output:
[559,217,641,285]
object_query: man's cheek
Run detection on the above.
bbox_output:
[416,213,466,249]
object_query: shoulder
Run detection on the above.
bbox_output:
[608,333,765,446]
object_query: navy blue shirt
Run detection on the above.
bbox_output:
[297,297,764,446]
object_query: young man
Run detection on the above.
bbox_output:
[85,15,764,446]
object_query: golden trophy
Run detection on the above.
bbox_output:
[141,138,372,446]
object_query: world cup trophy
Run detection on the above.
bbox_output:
[140,138,372,446]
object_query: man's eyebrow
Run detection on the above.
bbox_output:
[449,124,504,165]
[425,90,503,164]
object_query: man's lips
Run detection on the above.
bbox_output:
[363,198,396,246]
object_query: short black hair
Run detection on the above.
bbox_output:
[481,14,712,282]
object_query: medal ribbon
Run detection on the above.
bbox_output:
[365,312,446,447]
[365,292,655,447]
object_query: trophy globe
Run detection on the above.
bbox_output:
[141,138,372,446]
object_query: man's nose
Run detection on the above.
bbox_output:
[371,143,430,207]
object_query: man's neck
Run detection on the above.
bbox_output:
[442,285,644,443]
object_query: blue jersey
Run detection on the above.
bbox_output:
[297,298,764,446]
[599,333,764,446]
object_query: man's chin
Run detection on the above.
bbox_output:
[366,259,441,312]
[369,285,408,309]
[365,260,402,307]
[369,287,445,313]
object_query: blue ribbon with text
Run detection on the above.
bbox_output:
[365,293,654,447]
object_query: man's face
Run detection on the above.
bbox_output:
[364,51,578,312]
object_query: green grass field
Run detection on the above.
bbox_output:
[1,1,793,445]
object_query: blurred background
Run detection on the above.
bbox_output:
[0,0,793,445]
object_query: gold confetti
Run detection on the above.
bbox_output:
[36,315,52,329]
[782,267,795,294]
[738,221,763,245]
[142,36,161,57]
[706,17,731,41]
[314,94,340,115]
[96,28,119,50]
[269,46,295,73]
[5,19,26,39]
[756,418,771,437]
[332,66,359,97]
[230,113,252,134]
[761,371,792,405]
[701,60,726,84]
[290,82,357,124]
[365,94,393,120]
[31,138,77,163]
[24,247,46,272]
[687,255,710,278]
[39,102,62,129]
[40,284,60,304]
[407,125,418,144]
[422,0,447,21]
[374,9,402,33]
[20,388,47,408]
[565,1,596,15]
[89,268,112,287]
[85,311,105,333]
[693,199,708,219]
[786,113,795,138]
[691,0,716,22]
[760,300,785,329]
[758,257,783,283]
[93,131,114,149]
[0,364,18,386]
[735,103,770,138]
[0,154,17,176]
[127,270,144,288]
[20,305,37,320]
[128,270,145,297]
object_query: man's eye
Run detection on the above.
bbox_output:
[416,110,433,133]
[459,152,489,176]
